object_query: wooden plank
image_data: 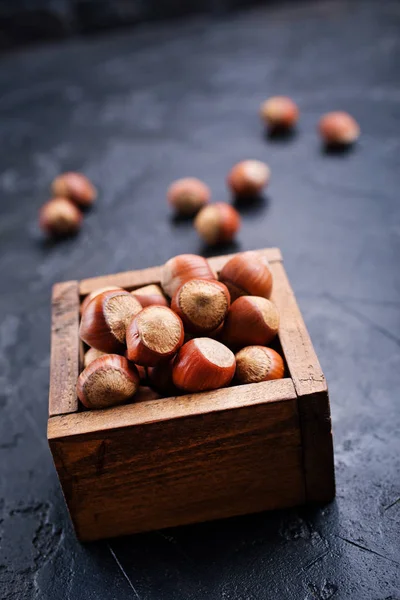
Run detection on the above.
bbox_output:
[48,378,296,439]
[49,386,303,541]
[79,247,282,295]
[270,261,335,503]
[49,281,80,417]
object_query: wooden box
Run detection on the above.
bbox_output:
[47,248,335,541]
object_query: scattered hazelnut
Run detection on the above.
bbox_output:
[260,96,299,130]
[51,172,97,208]
[131,284,168,308]
[222,296,279,349]
[172,338,235,392]
[171,278,230,334]
[39,197,83,237]
[147,358,179,397]
[235,346,284,384]
[194,203,241,245]
[80,286,124,316]
[227,160,270,196]
[126,306,184,366]
[83,347,106,368]
[161,254,216,298]
[167,177,210,216]
[318,111,360,146]
[79,289,142,353]
[77,354,140,410]
[219,251,273,301]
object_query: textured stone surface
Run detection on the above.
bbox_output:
[0,1,399,598]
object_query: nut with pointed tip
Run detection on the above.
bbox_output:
[235,346,284,384]
[171,278,230,334]
[81,286,124,315]
[161,254,216,298]
[79,290,142,353]
[51,172,97,208]
[260,96,299,130]
[227,160,270,196]
[222,296,279,349]
[77,354,140,410]
[219,251,273,301]
[39,197,83,237]
[126,306,184,366]
[194,203,241,245]
[167,177,210,216]
[172,338,235,392]
[84,347,106,368]
[319,112,360,146]
[147,358,179,397]
[131,284,168,308]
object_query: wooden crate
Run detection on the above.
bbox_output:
[47,248,335,541]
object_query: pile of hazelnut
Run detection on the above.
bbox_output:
[39,172,97,237]
[77,251,284,410]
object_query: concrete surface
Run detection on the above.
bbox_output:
[0,1,399,598]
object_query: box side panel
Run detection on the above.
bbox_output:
[78,247,282,295]
[49,281,80,417]
[270,261,335,503]
[50,396,304,541]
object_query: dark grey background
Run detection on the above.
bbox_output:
[0,1,399,598]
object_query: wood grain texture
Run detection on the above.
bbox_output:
[78,247,282,296]
[49,281,80,417]
[49,384,303,541]
[270,261,335,503]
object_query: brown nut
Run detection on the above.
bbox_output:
[39,197,83,237]
[235,346,284,383]
[126,306,184,366]
[219,251,273,301]
[80,286,124,316]
[172,338,235,392]
[77,354,140,410]
[167,177,210,216]
[147,358,179,397]
[222,296,279,349]
[51,172,97,208]
[161,254,216,298]
[318,111,360,145]
[260,96,299,130]
[83,347,106,368]
[79,290,142,353]
[131,284,169,308]
[227,160,270,196]
[194,203,241,245]
[171,278,230,334]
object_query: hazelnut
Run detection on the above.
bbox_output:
[227,160,270,196]
[172,338,235,392]
[51,172,97,208]
[131,284,168,308]
[318,111,360,146]
[83,347,106,368]
[194,203,241,245]
[126,306,184,366]
[77,354,140,409]
[167,177,210,216]
[171,278,230,334]
[79,290,142,353]
[219,251,273,301]
[235,346,284,384]
[147,358,179,397]
[161,254,216,298]
[260,96,299,130]
[222,296,279,349]
[39,197,83,237]
[80,286,124,316]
